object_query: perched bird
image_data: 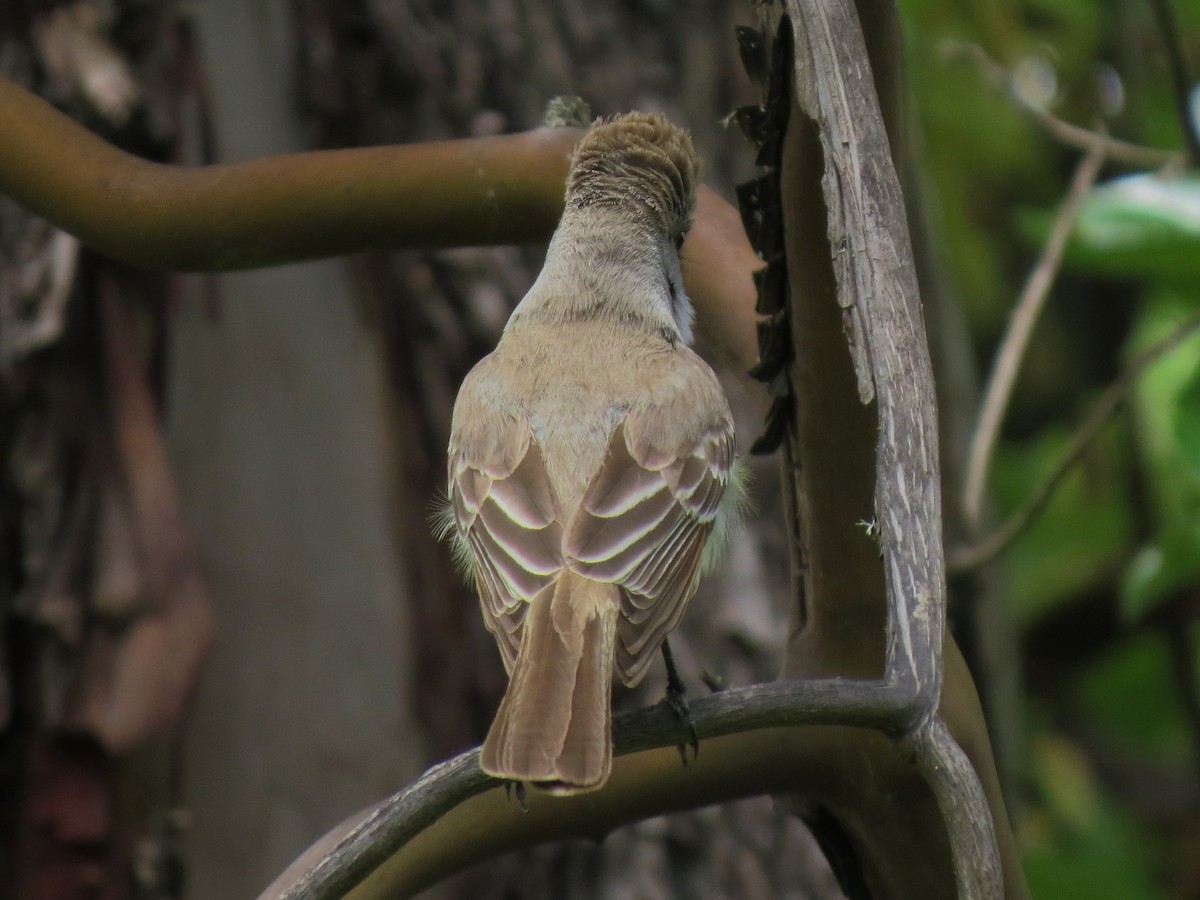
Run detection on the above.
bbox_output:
[439,112,742,794]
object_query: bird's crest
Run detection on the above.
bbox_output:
[566,112,701,237]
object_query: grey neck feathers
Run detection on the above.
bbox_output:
[510,205,694,345]
[508,113,700,345]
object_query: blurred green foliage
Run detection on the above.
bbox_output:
[990,420,1131,627]
[1075,634,1190,764]
[900,0,1200,894]
[1122,292,1200,622]
[1023,177,1200,280]
[1023,730,1167,900]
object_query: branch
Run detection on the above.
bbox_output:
[783,0,1006,894]
[902,718,1004,898]
[948,42,1184,170]
[1148,0,1200,163]
[787,0,945,720]
[950,310,1200,573]
[962,144,1107,530]
[0,74,764,391]
[0,75,575,270]
[265,675,925,900]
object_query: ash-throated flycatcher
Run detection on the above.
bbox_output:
[439,112,742,794]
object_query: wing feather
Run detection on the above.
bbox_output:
[449,418,563,673]
[624,513,696,600]
[447,347,735,685]
[616,538,707,682]
[571,486,677,566]
[567,415,734,686]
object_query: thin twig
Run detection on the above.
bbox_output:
[1148,0,1200,163]
[962,144,1108,530]
[948,42,1184,170]
[950,311,1200,573]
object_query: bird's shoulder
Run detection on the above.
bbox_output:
[451,320,731,458]
[618,343,733,469]
[448,350,531,475]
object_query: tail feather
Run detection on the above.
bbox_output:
[480,571,617,793]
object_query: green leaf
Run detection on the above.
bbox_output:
[1120,527,1200,621]
[1175,367,1200,474]
[1021,175,1200,281]
[1119,293,1200,620]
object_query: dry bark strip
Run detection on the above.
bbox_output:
[786,0,1001,895]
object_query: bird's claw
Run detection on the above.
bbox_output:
[665,684,700,764]
[503,779,529,811]
[661,639,700,764]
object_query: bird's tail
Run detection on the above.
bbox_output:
[480,570,618,794]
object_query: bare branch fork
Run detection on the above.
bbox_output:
[952,310,1200,573]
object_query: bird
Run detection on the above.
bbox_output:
[437,111,743,794]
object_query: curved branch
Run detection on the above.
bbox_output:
[266,674,924,900]
[0,74,764,383]
[948,43,1184,170]
[787,0,945,725]
[903,717,1003,897]
[782,1,1011,895]
[0,75,574,271]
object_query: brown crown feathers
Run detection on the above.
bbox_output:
[565,112,701,237]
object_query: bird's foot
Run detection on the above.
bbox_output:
[503,779,529,812]
[661,639,699,764]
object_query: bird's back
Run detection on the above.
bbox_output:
[460,312,715,520]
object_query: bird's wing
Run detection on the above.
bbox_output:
[566,354,734,686]
[449,411,563,673]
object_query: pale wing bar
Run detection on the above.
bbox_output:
[566,423,733,685]
[450,433,563,672]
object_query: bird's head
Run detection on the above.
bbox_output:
[565,112,700,250]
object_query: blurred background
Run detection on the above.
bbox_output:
[2,0,1200,898]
